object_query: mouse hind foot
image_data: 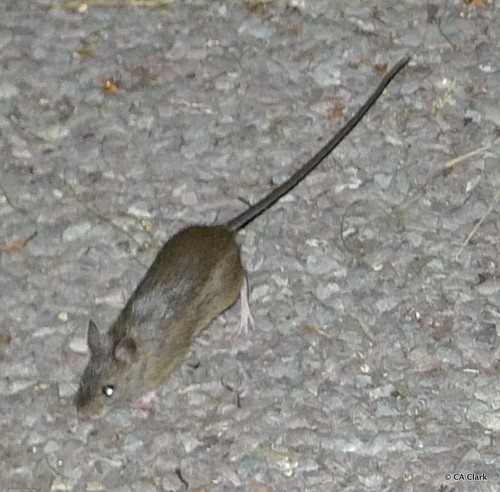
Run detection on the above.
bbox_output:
[231,276,255,340]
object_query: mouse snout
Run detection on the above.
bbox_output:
[74,387,106,418]
[75,399,106,418]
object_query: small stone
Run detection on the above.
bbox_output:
[34,124,70,142]
[0,81,18,100]
[63,222,92,241]
[69,337,88,354]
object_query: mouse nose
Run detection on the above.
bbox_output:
[76,401,106,418]
[74,391,106,418]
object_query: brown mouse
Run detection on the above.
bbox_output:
[74,57,410,416]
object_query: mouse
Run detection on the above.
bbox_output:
[74,56,410,416]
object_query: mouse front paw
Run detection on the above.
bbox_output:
[130,390,158,410]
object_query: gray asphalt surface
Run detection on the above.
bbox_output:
[1,1,500,491]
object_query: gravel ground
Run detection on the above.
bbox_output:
[1,0,500,491]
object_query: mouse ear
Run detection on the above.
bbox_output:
[87,319,102,353]
[114,337,138,364]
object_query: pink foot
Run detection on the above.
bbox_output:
[231,276,255,340]
[130,390,158,410]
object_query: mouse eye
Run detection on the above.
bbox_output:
[102,385,115,397]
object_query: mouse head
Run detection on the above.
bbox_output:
[74,319,139,417]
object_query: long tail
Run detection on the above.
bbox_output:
[226,56,410,232]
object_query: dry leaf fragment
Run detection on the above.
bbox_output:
[302,324,327,336]
[464,0,488,7]
[0,236,32,252]
[0,334,12,345]
[374,63,388,74]
[74,48,93,56]
[467,84,488,96]
[244,0,274,12]
[327,104,346,120]
[46,0,175,8]
[100,77,119,93]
